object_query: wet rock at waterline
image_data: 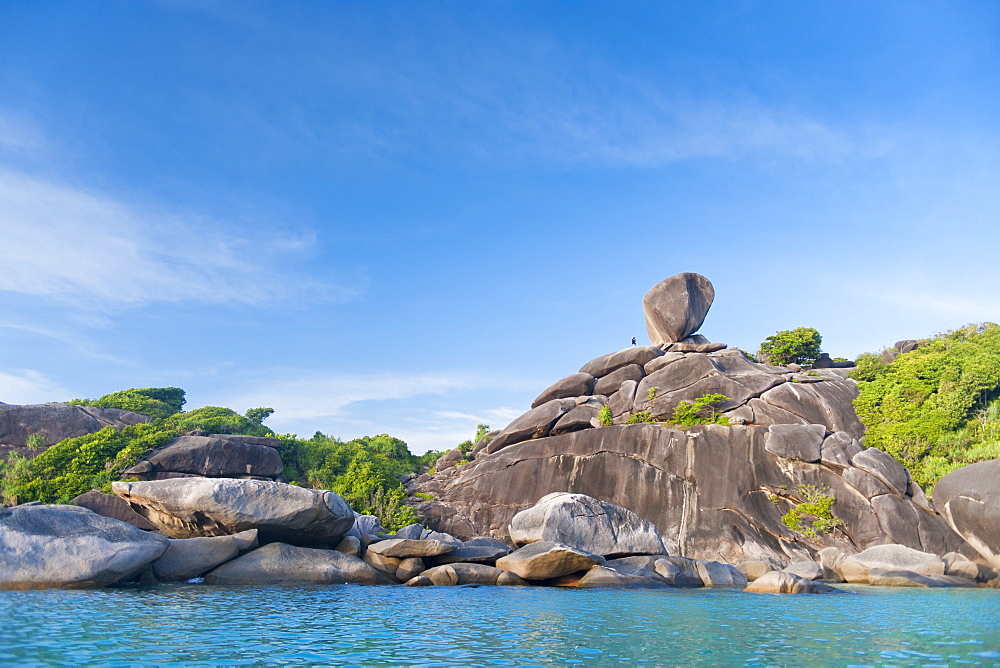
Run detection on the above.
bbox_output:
[204,542,395,585]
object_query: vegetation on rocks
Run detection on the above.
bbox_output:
[780,485,844,538]
[666,393,731,426]
[851,323,1000,489]
[1,386,434,531]
[757,327,822,366]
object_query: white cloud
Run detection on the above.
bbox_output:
[0,168,357,309]
[0,369,70,405]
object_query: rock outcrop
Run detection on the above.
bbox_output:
[122,434,284,481]
[928,459,1000,570]
[0,403,150,457]
[71,490,157,531]
[204,542,395,585]
[151,530,258,582]
[112,478,354,547]
[0,504,167,590]
[411,423,967,566]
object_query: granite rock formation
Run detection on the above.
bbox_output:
[643,273,715,347]
[932,458,1000,569]
[0,403,150,457]
[122,434,284,481]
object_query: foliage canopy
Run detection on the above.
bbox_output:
[758,328,822,366]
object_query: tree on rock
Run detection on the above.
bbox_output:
[758,328,822,366]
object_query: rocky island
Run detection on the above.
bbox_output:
[2,274,998,595]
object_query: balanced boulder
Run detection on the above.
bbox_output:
[0,504,167,590]
[509,492,666,558]
[642,273,715,348]
[112,478,354,547]
[122,434,283,480]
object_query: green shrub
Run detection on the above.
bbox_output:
[666,393,732,426]
[625,411,655,424]
[70,387,186,419]
[597,405,613,426]
[758,328,822,366]
[162,406,274,437]
[781,485,844,538]
[25,433,46,448]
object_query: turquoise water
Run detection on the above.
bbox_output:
[1,584,998,665]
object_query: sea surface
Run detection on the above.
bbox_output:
[1,584,998,666]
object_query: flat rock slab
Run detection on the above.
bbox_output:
[204,542,394,585]
[532,373,596,408]
[112,478,354,547]
[0,505,167,590]
[367,538,458,558]
[580,346,663,379]
[509,492,666,558]
[764,424,825,463]
[495,541,606,580]
[576,565,672,588]
[840,544,945,583]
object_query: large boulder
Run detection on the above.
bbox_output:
[838,544,945,584]
[112,478,354,547]
[0,403,150,455]
[481,399,575,454]
[579,346,663,379]
[71,490,157,531]
[204,542,394,585]
[508,492,667,557]
[417,563,527,586]
[122,434,283,480]
[745,571,837,594]
[642,273,715,347]
[367,538,458,558]
[0,505,167,590]
[152,530,258,582]
[933,459,1000,569]
[495,541,606,580]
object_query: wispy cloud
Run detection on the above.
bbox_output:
[0,369,71,405]
[0,167,358,309]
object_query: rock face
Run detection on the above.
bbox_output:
[494,541,606,580]
[508,492,666,557]
[642,273,715,347]
[112,478,354,547]
[0,403,150,456]
[0,505,167,590]
[71,491,157,531]
[204,542,394,585]
[122,434,284,481]
[930,459,1000,569]
[412,424,967,566]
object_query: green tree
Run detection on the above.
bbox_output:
[758,328,823,366]
[70,387,186,419]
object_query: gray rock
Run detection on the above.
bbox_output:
[152,530,258,582]
[419,563,528,586]
[820,432,863,468]
[894,340,919,354]
[933,459,1000,570]
[71,491,157,531]
[430,545,510,565]
[839,544,945,583]
[852,448,910,496]
[695,560,748,587]
[609,381,638,419]
[404,575,434,586]
[643,352,686,375]
[880,349,899,364]
[817,546,847,582]
[204,542,394,585]
[635,355,720,406]
[942,552,980,580]
[642,273,715,347]
[842,467,895,499]
[811,353,834,369]
[576,565,670,588]
[580,346,663,379]
[0,505,167,590]
[123,434,283,480]
[495,541,606,580]
[605,555,703,587]
[367,538,458,558]
[363,548,402,576]
[0,403,150,452]
[394,523,424,540]
[551,403,602,436]
[482,399,575,454]
[758,381,865,438]
[334,535,361,556]
[745,571,838,594]
[782,561,824,580]
[865,568,953,588]
[509,492,666,558]
[531,373,596,408]
[347,514,387,539]
[435,449,465,472]
[764,424,825,463]
[594,365,645,397]
[112,478,355,547]
[395,557,425,582]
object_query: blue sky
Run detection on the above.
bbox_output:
[1,1,997,452]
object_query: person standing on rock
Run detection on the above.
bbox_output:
[631,337,636,347]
